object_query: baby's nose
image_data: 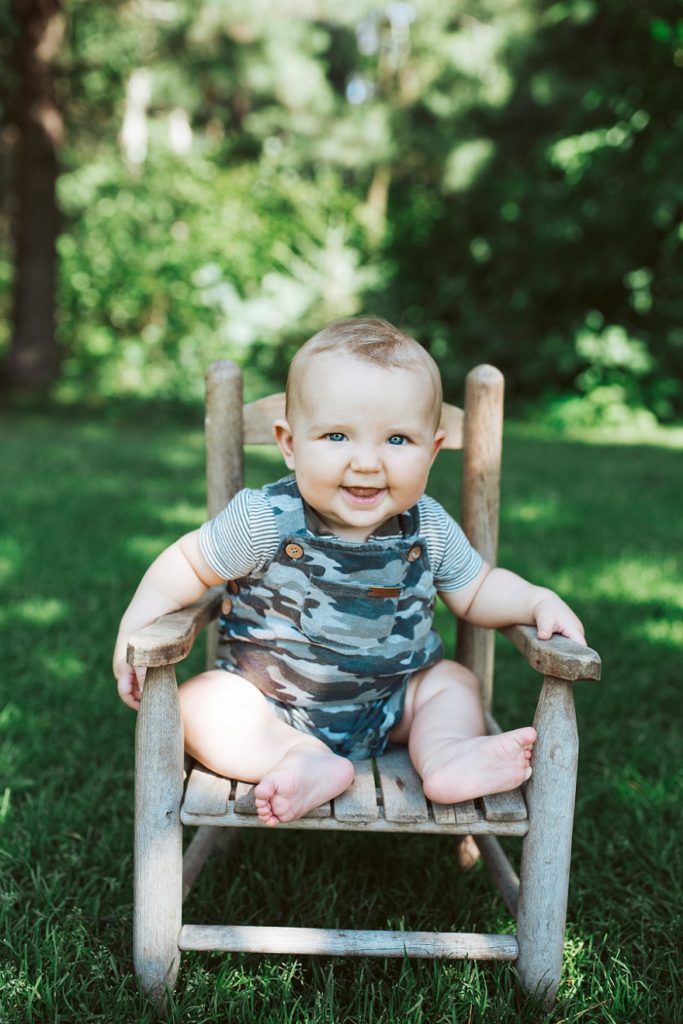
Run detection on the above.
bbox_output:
[350,444,381,471]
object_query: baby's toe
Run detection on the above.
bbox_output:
[255,777,277,803]
[519,726,537,747]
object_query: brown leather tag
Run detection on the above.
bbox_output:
[367,586,401,598]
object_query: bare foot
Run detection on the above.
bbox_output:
[420,726,537,805]
[254,742,355,827]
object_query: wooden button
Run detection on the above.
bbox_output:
[228,580,239,594]
[221,598,233,615]
[285,542,304,560]
[406,545,422,562]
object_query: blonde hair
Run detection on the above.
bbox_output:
[286,316,443,428]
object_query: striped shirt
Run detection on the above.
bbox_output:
[199,487,483,592]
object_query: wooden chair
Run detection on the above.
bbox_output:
[127,360,601,1005]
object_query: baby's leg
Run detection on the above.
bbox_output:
[178,671,354,826]
[391,660,536,805]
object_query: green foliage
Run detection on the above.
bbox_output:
[56,151,375,401]
[2,0,682,417]
[379,1,683,417]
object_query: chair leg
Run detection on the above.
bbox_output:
[133,665,184,1001]
[516,678,578,1005]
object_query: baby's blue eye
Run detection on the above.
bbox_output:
[326,432,347,442]
[387,434,409,446]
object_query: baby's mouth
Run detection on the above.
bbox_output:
[343,486,384,503]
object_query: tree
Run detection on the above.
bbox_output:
[3,0,64,389]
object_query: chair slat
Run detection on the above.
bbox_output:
[183,766,231,817]
[480,788,527,822]
[438,403,464,450]
[233,781,257,814]
[334,759,379,823]
[480,713,528,819]
[243,394,286,444]
[432,799,482,826]
[181,763,527,833]
[378,749,429,823]
[233,780,331,818]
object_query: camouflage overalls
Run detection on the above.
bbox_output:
[216,477,443,759]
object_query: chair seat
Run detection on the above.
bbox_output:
[181,745,528,836]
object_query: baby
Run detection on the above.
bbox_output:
[114,316,585,827]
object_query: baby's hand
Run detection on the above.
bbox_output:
[532,593,586,646]
[113,634,146,710]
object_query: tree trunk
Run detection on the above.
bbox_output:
[3,0,64,390]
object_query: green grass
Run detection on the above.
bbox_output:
[1,402,681,1023]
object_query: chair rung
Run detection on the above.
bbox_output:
[178,924,518,961]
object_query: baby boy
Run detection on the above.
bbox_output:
[114,316,585,826]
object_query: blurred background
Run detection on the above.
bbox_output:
[1,0,681,425]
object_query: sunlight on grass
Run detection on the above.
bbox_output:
[552,556,682,608]
[635,618,683,649]
[159,500,205,530]
[0,787,11,825]
[611,764,682,811]
[0,703,22,732]
[2,597,69,627]
[39,651,87,682]
[506,495,562,524]
[593,557,682,605]
[508,419,683,450]
[123,535,169,561]
[0,536,22,584]
[559,931,592,1000]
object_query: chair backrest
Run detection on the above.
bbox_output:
[204,360,503,709]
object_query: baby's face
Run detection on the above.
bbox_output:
[274,352,445,541]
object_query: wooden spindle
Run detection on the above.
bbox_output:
[204,361,244,666]
[456,364,504,710]
[516,678,579,1003]
[134,665,184,999]
[205,360,244,518]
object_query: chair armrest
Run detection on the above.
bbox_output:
[127,586,223,668]
[500,623,601,681]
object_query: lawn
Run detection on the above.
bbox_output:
[1,401,681,1023]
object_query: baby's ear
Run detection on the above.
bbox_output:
[430,428,447,465]
[273,419,296,469]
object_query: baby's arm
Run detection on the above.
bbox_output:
[113,529,225,709]
[440,564,586,645]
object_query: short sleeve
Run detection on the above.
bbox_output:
[418,495,484,592]
[198,489,279,580]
